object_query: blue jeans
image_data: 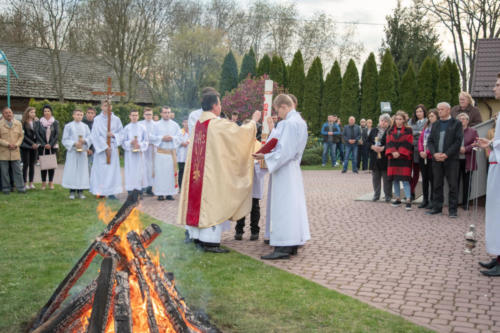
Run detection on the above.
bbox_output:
[322,142,337,165]
[343,144,358,172]
[336,143,344,162]
[393,180,411,200]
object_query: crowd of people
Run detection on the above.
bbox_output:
[0,102,189,200]
[319,91,493,218]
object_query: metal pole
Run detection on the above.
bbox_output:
[6,63,10,108]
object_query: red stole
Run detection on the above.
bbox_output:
[186,119,211,226]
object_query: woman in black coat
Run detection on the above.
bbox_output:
[20,107,39,189]
[36,104,59,190]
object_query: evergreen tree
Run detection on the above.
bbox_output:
[303,57,324,133]
[435,60,451,104]
[281,57,288,89]
[449,59,461,106]
[239,48,257,82]
[270,54,285,86]
[360,53,378,121]
[430,57,440,107]
[220,50,239,97]
[288,50,306,107]
[378,51,397,113]
[256,54,271,77]
[321,71,333,120]
[400,60,417,114]
[330,61,342,116]
[340,59,360,123]
[416,57,434,110]
[392,62,400,111]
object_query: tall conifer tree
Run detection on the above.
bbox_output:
[430,58,440,107]
[378,51,397,113]
[270,55,285,87]
[360,53,378,120]
[416,57,434,110]
[392,62,400,111]
[220,50,239,97]
[288,50,306,107]
[256,54,271,77]
[436,60,452,104]
[303,57,324,133]
[449,59,461,106]
[340,59,360,122]
[239,48,257,82]
[400,60,417,114]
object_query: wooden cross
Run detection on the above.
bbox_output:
[91,77,126,164]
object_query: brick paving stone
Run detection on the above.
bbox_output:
[130,169,498,333]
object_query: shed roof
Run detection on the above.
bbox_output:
[471,38,500,99]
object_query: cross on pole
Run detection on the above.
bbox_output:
[91,77,126,164]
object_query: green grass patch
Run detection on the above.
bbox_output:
[0,187,433,332]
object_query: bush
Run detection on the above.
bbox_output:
[301,151,322,165]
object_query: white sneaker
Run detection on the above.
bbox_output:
[79,193,86,199]
[69,194,75,200]
[30,184,35,189]
[24,185,29,191]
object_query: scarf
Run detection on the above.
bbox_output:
[40,116,55,128]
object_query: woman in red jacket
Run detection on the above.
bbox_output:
[386,111,414,210]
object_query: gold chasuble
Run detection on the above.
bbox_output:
[177,112,257,228]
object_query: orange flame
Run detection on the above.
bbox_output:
[73,201,200,332]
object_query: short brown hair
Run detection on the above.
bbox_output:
[497,72,500,79]
[288,94,298,106]
[143,107,153,113]
[273,94,293,108]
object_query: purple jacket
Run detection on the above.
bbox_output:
[463,127,478,171]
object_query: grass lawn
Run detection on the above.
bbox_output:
[0,187,433,333]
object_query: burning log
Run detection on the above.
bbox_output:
[140,223,162,248]
[87,257,117,333]
[30,191,141,329]
[131,258,160,333]
[32,281,97,333]
[113,271,132,333]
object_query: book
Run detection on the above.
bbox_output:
[255,138,278,154]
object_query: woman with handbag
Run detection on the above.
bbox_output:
[20,107,39,190]
[36,104,60,190]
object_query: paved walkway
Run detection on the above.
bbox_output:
[36,165,500,332]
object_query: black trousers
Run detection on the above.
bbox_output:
[178,162,185,189]
[458,159,472,209]
[419,157,433,204]
[235,198,261,235]
[21,148,37,183]
[431,159,459,212]
[372,168,392,200]
[357,145,369,170]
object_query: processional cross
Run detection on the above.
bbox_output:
[91,77,126,164]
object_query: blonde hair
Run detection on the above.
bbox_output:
[22,107,36,124]
[392,110,408,127]
[273,94,293,108]
[459,91,475,107]
[457,112,469,121]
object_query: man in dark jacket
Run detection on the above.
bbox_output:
[342,116,361,173]
[320,115,341,167]
[426,102,464,218]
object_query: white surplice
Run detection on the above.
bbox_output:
[188,108,203,135]
[138,119,156,188]
[122,122,148,191]
[264,110,310,246]
[89,112,123,196]
[61,121,91,189]
[264,123,283,240]
[486,118,500,255]
[176,128,189,163]
[152,119,181,196]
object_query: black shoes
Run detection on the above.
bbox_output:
[481,265,500,277]
[261,249,290,260]
[264,240,270,245]
[234,233,258,241]
[108,195,118,200]
[203,245,229,253]
[341,170,347,173]
[157,195,165,201]
[418,202,429,209]
[234,233,243,241]
[391,199,402,207]
[449,211,458,218]
[250,234,259,241]
[405,202,412,211]
[425,209,442,215]
[166,195,174,201]
[479,258,499,269]
[372,197,380,202]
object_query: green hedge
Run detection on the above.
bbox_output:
[301,135,323,165]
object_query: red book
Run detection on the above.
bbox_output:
[256,138,278,154]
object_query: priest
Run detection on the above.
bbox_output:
[253,94,310,260]
[89,100,123,199]
[178,91,261,253]
[122,110,148,194]
[139,107,156,195]
[188,87,218,134]
[476,73,500,276]
[152,106,181,201]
